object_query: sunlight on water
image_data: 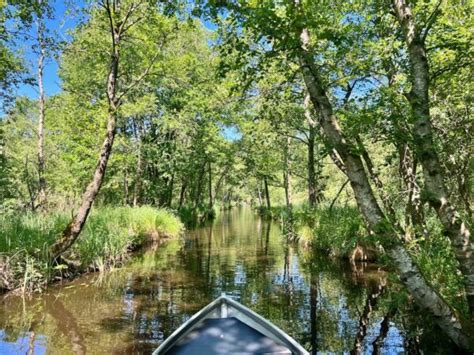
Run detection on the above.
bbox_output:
[0,208,457,354]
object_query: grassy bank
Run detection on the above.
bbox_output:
[178,204,218,227]
[258,204,468,313]
[0,206,184,293]
[258,205,367,259]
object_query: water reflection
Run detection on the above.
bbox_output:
[0,208,459,354]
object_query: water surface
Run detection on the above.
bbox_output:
[0,208,457,354]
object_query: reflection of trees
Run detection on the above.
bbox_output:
[350,280,385,355]
[299,251,390,353]
[309,267,319,354]
[27,331,35,355]
[44,295,87,355]
[372,308,396,355]
[0,209,462,354]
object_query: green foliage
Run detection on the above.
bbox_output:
[409,215,469,314]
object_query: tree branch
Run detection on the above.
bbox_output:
[329,179,350,212]
[117,50,161,103]
[421,0,443,43]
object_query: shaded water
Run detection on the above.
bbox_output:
[0,208,456,354]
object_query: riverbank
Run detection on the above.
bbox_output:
[258,205,374,260]
[0,206,184,293]
[0,207,464,354]
[258,204,468,314]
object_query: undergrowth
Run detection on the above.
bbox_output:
[258,204,365,257]
[0,206,183,293]
[258,204,468,316]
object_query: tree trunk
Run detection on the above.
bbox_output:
[397,143,425,232]
[24,155,37,212]
[178,181,186,209]
[257,185,263,207]
[133,121,143,207]
[298,24,473,349]
[393,0,474,320]
[208,161,213,209]
[283,137,292,209]
[123,168,129,206]
[194,162,206,208]
[49,8,122,259]
[307,126,317,207]
[264,176,271,209]
[167,173,174,207]
[304,94,320,207]
[214,164,230,203]
[305,93,318,207]
[36,2,46,208]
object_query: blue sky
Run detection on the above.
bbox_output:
[13,1,83,98]
[9,1,239,139]
[13,1,217,99]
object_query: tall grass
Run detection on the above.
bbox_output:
[178,204,217,227]
[258,204,366,257]
[0,206,184,292]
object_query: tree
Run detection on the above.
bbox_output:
[200,0,474,349]
[33,0,50,207]
[49,0,164,258]
[392,0,474,320]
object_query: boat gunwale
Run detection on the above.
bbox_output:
[152,295,309,355]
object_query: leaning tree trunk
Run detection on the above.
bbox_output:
[36,2,47,208]
[298,23,473,349]
[49,110,118,258]
[393,0,474,320]
[49,16,121,259]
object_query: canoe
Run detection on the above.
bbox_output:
[153,294,309,355]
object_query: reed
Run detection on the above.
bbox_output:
[0,206,184,292]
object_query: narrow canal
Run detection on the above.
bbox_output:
[0,208,457,354]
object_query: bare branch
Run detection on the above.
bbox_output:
[422,0,443,43]
[285,133,309,145]
[117,51,161,103]
[120,15,144,35]
[118,0,144,35]
[329,179,350,212]
[104,0,116,51]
